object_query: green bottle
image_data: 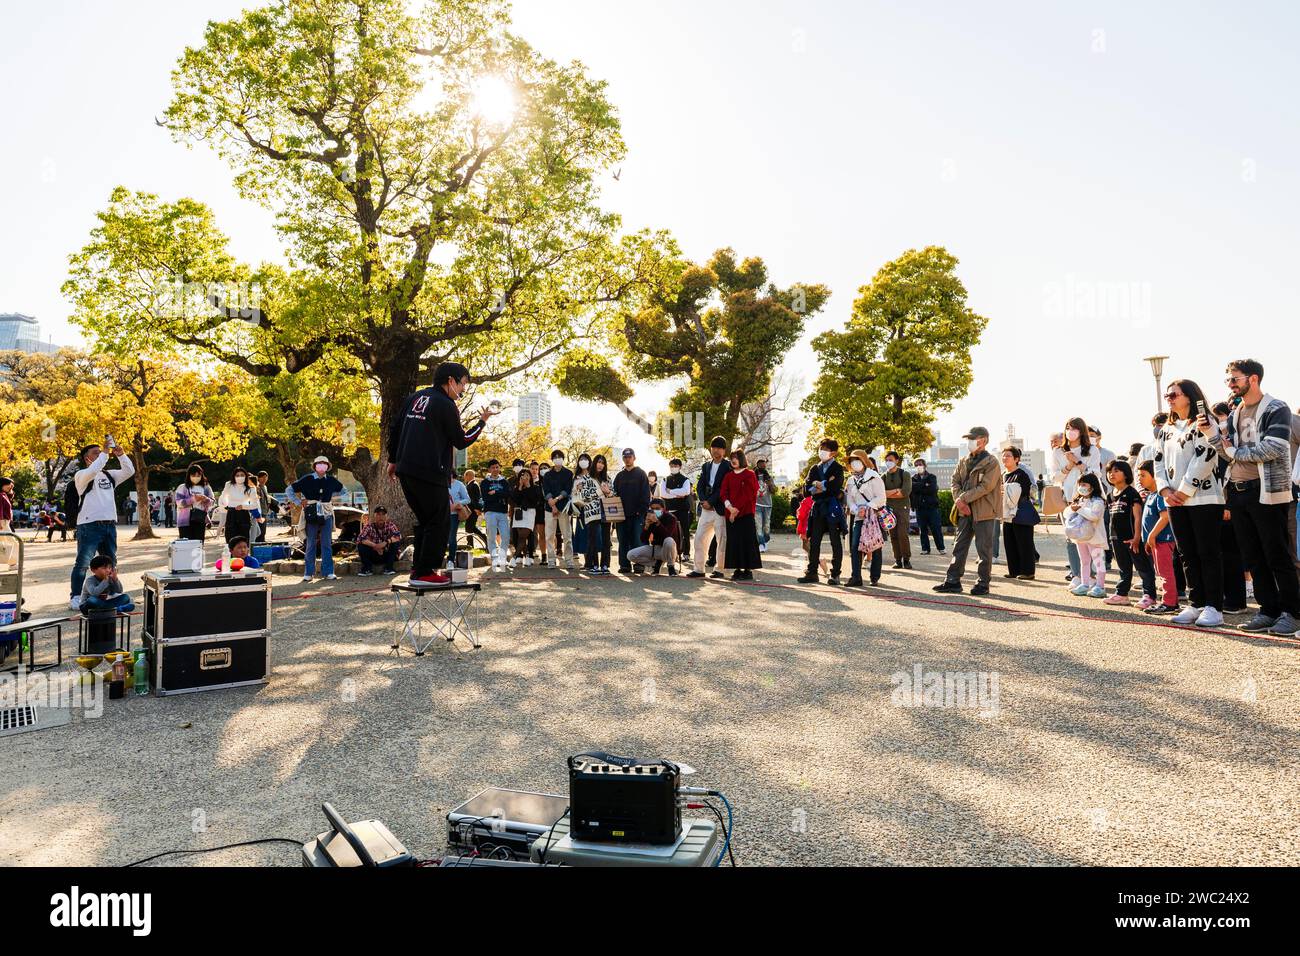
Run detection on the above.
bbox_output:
[134,647,150,695]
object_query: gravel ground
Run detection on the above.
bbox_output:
[2,526,1297,866]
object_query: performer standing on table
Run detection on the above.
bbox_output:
[387,362,498,585]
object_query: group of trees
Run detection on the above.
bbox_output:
[5,0,989,524]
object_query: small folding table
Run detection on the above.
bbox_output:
[390,582,481,655]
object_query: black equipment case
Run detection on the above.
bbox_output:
[141,571,271,696]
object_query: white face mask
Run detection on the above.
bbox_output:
[1065,429,1080,443]
[818,450,833,462]
[540,468,550,476]
[578,459,590,470]
[851,461,864,474]
[884,461,897,472]
[513,465,524,474]
[551,458,563,466]
[314,464,328,475]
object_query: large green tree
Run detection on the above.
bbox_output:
[803,246,988,455]
[554,244,829,457]
[68,0,645,517]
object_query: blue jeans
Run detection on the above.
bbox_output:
[1067,540,1081,578]
[303,517,334,577]
[617,515,644,570]
[756,505,773,544]
[71,521,117,599]
[485,511,510,559]
[916,506,945,552]
[84,594,134,614]
[849,519,884,582]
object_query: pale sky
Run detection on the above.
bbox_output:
[4,0,1299,477]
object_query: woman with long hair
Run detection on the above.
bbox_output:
[720,449,761,580]
[174,464,214,542]
[1050,415,1102,588]
[1153,378,1226,627]
[218,465,258,547]
[576,453,612,574]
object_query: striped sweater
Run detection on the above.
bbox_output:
[1209,394,1295,505]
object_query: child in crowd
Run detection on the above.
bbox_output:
[80,555,135,614]
[1103,460,1153,606]
[1138,461,1180,614]
[1068,474,1109,598]
[214,536,262,571]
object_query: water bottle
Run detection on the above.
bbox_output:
[134,647,150,695]
[220,541,231,573]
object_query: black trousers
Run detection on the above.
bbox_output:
[1227,485,1300,618]
[1219,513,1247,610]
[399,474,449,577]
[1110,537,1155,597]
[805,509,842,578]
[1003,522,1036,577]
[179,520,206,542]
[1168,504,1225,611]
[668,504,692,557]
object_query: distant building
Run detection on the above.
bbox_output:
[917,435,962,490]
[998,424,1047,481]
[0,313,58,354]
[517,391,552,428]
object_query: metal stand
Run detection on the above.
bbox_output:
[390,582,481,655]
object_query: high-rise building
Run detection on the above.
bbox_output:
[517,391,552,428]
[0,313,58,354]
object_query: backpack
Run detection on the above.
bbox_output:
[62,481,80,526]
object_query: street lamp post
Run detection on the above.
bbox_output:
[1144,356,1169,415]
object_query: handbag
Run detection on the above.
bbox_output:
[858,510,885,554]
[877,508,897,532]
[1041,485,1066,517]
[602,494,626,524]
[1013,496,1040,526]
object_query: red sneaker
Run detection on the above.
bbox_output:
[412,572,450,585]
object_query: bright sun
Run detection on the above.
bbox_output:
[470,76,516,128]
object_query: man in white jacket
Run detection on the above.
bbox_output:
[69,439,135,610]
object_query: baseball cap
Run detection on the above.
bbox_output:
[962,427,989,440]
[621,448,635,457]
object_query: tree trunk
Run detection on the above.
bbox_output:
[350,355,422,535]
[131,438,157,541]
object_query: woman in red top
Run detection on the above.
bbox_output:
[720,450,761,579]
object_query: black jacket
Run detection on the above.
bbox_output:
[910,472,940,510]
[613,467,651,517]
[509,483,544,514]
[387,387,484,485]
[804,460,844,505]
[541,466,575,510]
[697,458,733,511]
[480,475,511,513]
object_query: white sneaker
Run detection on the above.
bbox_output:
[69,596,82,611]
[759,543,767,553]
[565,560,576,570]
[325,574,338,580]
[301,576,313,584]
[1171,606,1202,625]
[524,557,533,567]
[1195,607,1224,628]
[1068,576,1082,590]
[509,558,518,569]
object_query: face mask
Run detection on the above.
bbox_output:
[578,459,590,470]
[513,465,523,474]
[315,465,328,475]
[1065,429,1080,443]
[851,461,864,474]
[551,458,563,466]
[884,461,897,472]
[652,510,663,518]
[540,468,550,476]
[818,450,833,462]
[670,467,681,475]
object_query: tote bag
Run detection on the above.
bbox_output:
[602,495,626,524]
[858,510,885,554]
[1041,485,1066,517]
[512,507,536,530]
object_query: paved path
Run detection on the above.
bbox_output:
[2,529,1296,865]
